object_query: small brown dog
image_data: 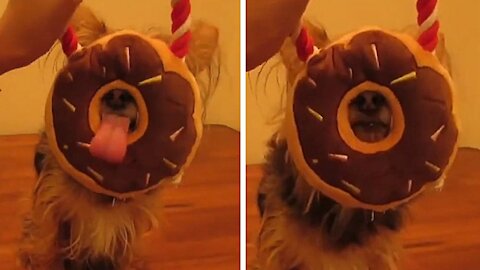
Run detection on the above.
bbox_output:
[19,5,219,270]
[252,22,452,270]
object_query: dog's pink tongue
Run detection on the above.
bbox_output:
[90,114,130,164]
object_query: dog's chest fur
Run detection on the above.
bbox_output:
[254,136,406,270]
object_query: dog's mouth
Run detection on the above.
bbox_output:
[89,89,139,164]
[348,91,392,143]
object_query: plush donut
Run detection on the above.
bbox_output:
[285,27,458,211]
[45,1,201,199]
[285,1,459,211]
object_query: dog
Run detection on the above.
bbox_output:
[19,5,219,270]
[252,21,451,270]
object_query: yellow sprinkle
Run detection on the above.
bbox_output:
[391,71,417,85]
[425,161,441,173]
[431,125,445,142]
[86,166,104,182]
[170,127,185,141]
[307,107,324,122]
[138,74,163,86]
[163,158,178,170]
[341,180,361,194]
[328,154,348,162]
[62,98,76,112]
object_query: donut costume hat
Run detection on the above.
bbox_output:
[285,0,459,211]
[45,0,202,199]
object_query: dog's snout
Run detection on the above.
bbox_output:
[353,91,385,114]
[103,90,134,110]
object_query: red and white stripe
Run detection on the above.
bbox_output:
[60,26,82,57]
[170,0,192,59]
[292,21,318,62]
[417,0,440,52]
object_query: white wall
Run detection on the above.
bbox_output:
[0,0,239,134]
[247,0,480,164]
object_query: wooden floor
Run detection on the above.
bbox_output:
[0,125,239,270]
[247,148,480,269]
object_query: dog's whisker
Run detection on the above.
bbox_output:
[169,126,185,142]
[111,198,116,207]
[371,43,380,69]
[303,190,317,214]
[86,166,104,182]
[62,98,76,112]
[307,106,324,122]
[328,153,348,162]
[390,71,417,85]
[138,74,163,86]
[341,179,361,194]
[431,124,445,141]
[425,161,441,173]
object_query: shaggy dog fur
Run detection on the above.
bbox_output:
[252,22,451,270]
[18,5,219,270]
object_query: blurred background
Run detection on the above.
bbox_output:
[0,0,240,133]
[247,0,480,163]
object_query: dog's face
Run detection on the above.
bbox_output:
[348,91,392,143]
[100,89,139,133]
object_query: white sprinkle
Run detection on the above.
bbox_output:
[138,74,163,86]
[328,153,348,162]
[431,125,445,142]
[425,161,441,173]
[312,159,319,164]
[86,166,104,182]
[163,158,178,170]
[169,127,185,142]
[371,44,380,69]
[62,98,76,112]
[371,211,375,222]
[76,142,91,149]
[390,71,417,85]
[63,145,69,150]
[341,180,361,195]
[66,72,74,81]
[306,77,317,88]
[307,107,324,122]
[111,198,116,207]
[408,179,413,193]
[102,66,107,77]
[145,173,151,187]
[125,47,131,72]
[348,68,353,79]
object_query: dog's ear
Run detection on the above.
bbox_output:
[435,32,452,74]
[69,5,110,46]
[186,21,220,76]
[279,20,330,87]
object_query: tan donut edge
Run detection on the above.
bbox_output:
[284,27,459,211]
[88,80,149,144]
[45,31,203,199]
[337,81,405,154]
